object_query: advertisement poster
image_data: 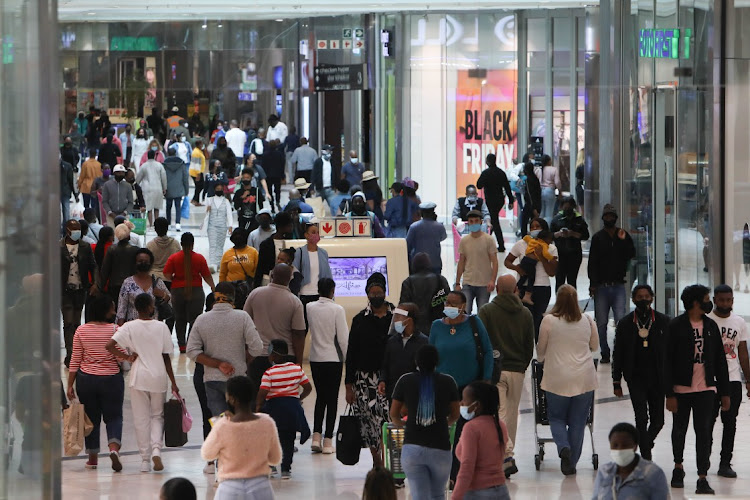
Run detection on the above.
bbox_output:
[328,257,388,297]
[455,70,518,199]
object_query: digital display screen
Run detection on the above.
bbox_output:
[328,257,388,297]
[273,66,283,89]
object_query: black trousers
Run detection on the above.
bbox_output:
[192,363,212,439]
[248,356,272,397]
[555,251,583,291]
[295,170,312,182]
[163,281,175,333]
[62,289,87,367]
[711,381,742,466]
[267,177,283,208]
[487,203,505,250]
[191,174,204,202]
[310,362,342,438]
[672,391,715,475]
[628,379,664,459]
[299,294,319,331]
[279,429,296,472]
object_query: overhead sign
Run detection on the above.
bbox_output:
[354,28,364,38]
[319,219,336,237]
[238,92,256,102]
[330,40,340,49]
[336,219,353,237]
[316,40,328,49]
[314,64,366,92]
[110,36,159,51]
[343,40,353,50]
[343,28,353,38]
[353,218,371,237]
[639,28,692,59]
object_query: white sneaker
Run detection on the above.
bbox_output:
[140,460,151,473]
[311,432,322,453]
[176,223,181,232]
[322,438,334,454]
[203,462,216,474]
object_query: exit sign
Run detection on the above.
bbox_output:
[639,28,691,59]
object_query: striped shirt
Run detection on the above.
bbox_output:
[260,362,310,399]
[69,323,122,376]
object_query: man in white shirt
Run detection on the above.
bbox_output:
[248,208,275,250]
[224,119,247,171]
[707,284,750,478]
[266,114,288,144]
[106,293,179,473]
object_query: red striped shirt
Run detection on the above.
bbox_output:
[260,362,310,399]
[69,323,122,376]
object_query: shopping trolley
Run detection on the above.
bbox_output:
[531,359,598,471]
[382,421,457,481]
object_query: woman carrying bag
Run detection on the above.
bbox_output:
[220,228,258,286]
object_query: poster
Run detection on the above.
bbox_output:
[455,70,518,199]
[328,257,388,297]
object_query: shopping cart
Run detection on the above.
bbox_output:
[382,421,457,481]
[531,359,598,471]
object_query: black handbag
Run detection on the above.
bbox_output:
[163,396,188,447]
[151,276,174,320]
[469,315,502,384]
[336,405,362,466]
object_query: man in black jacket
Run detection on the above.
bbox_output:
[312,144,339,209]
[60,158,76,230]
[476,153,514,252]
[377,303,428,400]
[550,196,589,290]
[61,219,99,367]
[612,284,669,460]
[664,284,730,495]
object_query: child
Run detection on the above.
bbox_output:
[257,339,312,479]
[518,230,556,305]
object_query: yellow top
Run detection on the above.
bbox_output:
[220,246,259,283]
[522,235,555,261]
[190,147,207,176]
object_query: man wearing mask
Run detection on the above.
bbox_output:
[101,165,133,227]
[706,284,750,478]
[254,211,295,288]
[118,125,134,167]
[345,191,385,238]
[587,204,635,363]
[234,167,263,232]
[476,153,514,252]
[664,284,729,495]
[612,285,669,461]
[248,208,275,250]
[341,150,365,188]
[312,144,338,207]
[61,219,99,367]
[451,184,491,235]
[98,134,121,169]
[290,137,317,182]
[454,210,498,314]
[406,202,447,274]
[61,136,80,172]
[550,196,590,290]
[266,114,288,144]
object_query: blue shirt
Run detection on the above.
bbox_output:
[406,219,447,271]
[383,195,419,230]
[328,193,348,215]
[592,457,669,500]
[429,316,493,389]
[341,161,365,187]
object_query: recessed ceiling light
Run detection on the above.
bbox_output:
[87,11,95,15]
[275,18,284,22]
[217,22,223,28]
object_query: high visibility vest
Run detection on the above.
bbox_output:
[166,115,181,128]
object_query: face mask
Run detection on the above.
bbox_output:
[322,153,331,161]
[260,220,272,230]
[715,306,732,315]
[180,137,186,142]
[307,234,321,245]
[114,175,125,182]
[215,190,224,197]
[64,143,72,148]
[150,146,158,152]
[370,296,385,308]
[564,208,574,216]
[603,219,616,228]
[635,300,651,313]
[394,321,406,334]
[217,125,223,131]
[610,448,636,467]
[242,180,251,185]
[102,169,111,177]
[444,306,460,319]
[466,195,478,203]
[529,229,541,238]
[69,230,81,241]
[468,223,482,233]
[136,262,151,272]
[701,300,714,314]
[459,404,476,421]
[350,157,359,164]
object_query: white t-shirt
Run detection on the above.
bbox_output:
[267,121,288,143]
[66,244,81,287]
[111,319,173,392]
[322,159,332,188]
[225,127,247,158]
[509,239,559,287]
[707,312,749,383]
[299,250,320,296]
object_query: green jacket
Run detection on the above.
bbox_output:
[478,293,535,373]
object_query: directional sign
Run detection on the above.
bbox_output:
[353,217,371,237]
[354,28,364,38]
[343,40,353,50]
[354,40,365,49]
[330,40,340,49]
[319,219,336,237]
[343,28,353,38]
[314,64,366,92]
[316,40,328,50]
[336,219,354,237]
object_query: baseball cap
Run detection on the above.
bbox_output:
[113,164,127,173]
[171,106,179,112]
[602,204,618,217]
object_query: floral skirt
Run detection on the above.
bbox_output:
[353,370,390,450]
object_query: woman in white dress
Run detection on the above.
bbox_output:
[205,183,233,272]
[131,128,151,171]
[135,150,167,226]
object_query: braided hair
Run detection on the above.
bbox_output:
[466,381,504,448]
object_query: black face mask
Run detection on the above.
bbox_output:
[136,262,151,273]
[701,301,714,314]
[603,219,616,228]
[114,175,125,182]
[715,306,732,315]
[64,143,72,148]
[369,296,385,308]
[260,221,272,230]
[564,208,574,216]
[215,190,224,196]
[242,180,251,185]
[634,300,651,313]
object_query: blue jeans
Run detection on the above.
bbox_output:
[204,380,228,417]
[465,484,511,500]
[546,390,593,468]
[530,286,552,342]
[387,226,408,238]
[75,371,124,454]
[541,187,556,223]
[165,197,182,225]
[61,196,71,227]
[462,285,490,315]
[594,284,626,358]
[215,476,274,500]
[401,444,452,500]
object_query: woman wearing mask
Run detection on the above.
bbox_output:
[537,285,598,476]
[136,149,168,226]
[190,139,208,206]
[539,154,562,224]
[204,160,228,201]
[210,137,235,178]
[205,182,233,273]
[131,128,151,171]
[344,273,393,467]
[116,248,171,325]
[66,294,128,472]
[220,228,258,285]
[292,223,332,324]
[140,139,165,166]
[452,381,510,500]
[163,233,215,352]
[592,423,669,499]
[233,164,269,233]
[390,345,460,499]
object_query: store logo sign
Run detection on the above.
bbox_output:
[639,28,692,59]
[411,15,515,49]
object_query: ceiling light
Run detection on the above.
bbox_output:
[275,18,283,22]
[86,11,95,15]
[217,21,223,28]
[202,18,207,29]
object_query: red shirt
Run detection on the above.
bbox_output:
[163,250,209,289]
[260,362,310,399]
[69,323,123,376]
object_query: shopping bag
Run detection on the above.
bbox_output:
[173,390,193,432]
[63,400,88,456]
[180,197,190,220]
[129,215,147,236]
[70,198,85,220]
[164,393,189,447]
[336,405,362,466]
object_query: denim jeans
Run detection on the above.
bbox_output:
[76,371,124,454]
[165,197,182,225]
[541,187,556,223]
[401,444,452,500]
[594,284,626,358]
[214,476,274,500]
[61,196,71,227]
[545,390,593,468]
[465,484,511,500]
[204,380,228,417]
[462,285,490,315]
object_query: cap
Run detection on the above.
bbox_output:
[352,190,366,201]
[171,106,179,112]
[602,203,618,217]
[293,178,311,190]
[322,144,333,152]
[362,171,378,182]
[401,177,416,189]
[466,209,483,219]
[419,201,437,210]
[256,208,273,219]
[112,164,127,173]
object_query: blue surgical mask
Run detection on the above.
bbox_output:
[394,321,406,334]
[150,146,158,152]
[444,306,460,319]
[529,229,541,238]
[460,404,476,421]
[466,195,478,203]
[468,223,482,233]
[69,230,81,241]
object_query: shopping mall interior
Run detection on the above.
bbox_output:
[3,0,750,498]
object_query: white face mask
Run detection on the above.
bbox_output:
[459,403,476,421]
[350,157,359,164]
[610,448,636,467]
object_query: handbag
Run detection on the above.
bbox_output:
[63,400,93,456]
[151,275,174,320]
[336,405,362,466]
[180,196,190,220]
[164,391,189,447]
[469,315,502,384]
